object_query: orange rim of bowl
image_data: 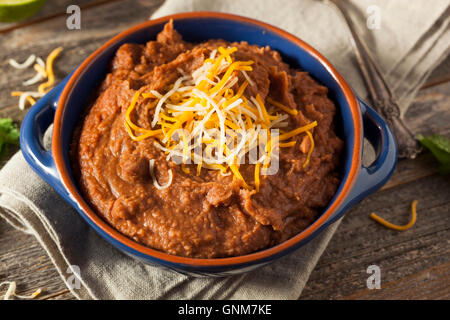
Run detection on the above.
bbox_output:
[53,11,362,267]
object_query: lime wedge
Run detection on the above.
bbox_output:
[0,0,46,23]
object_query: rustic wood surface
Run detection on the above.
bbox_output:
[0,0,449,300]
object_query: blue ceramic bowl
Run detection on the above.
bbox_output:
[20,12,397,276]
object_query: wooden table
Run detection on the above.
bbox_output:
[0,0,449,300]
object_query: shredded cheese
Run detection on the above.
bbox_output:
[279,121,317,140]
[267,97,298,116]
[303,130,314,168]
[34,63,47,77]
[0,281,41,300]
[8,54,36,69]
[254,162,261,192]
[149,159,173,190]
[38,47,63,94]
[23,72,45,86]
[11,91,44,110]
[278,141,297,148]
[370,200,418,231]
[242,70,255,86]
[9,47,63,110]
[123,46,318,191]
[36,57,46,68]
[181,163,190,174]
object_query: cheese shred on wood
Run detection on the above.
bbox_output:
[0,281,41,300]
[370,200,418,231]
[9,47,63,110]
[124,47,317,191]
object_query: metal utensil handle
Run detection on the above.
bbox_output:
[325,0,421,159]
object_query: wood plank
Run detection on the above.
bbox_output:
[375,81,450,191]
[421,53,450,89]
[0,0,118,33]
[0,221,70,299]
[341,263,450,300]
[301,173,450,300]
[0,0,164,121]
[39,289,74,300]
[406,82,450,137]
[381,153,438,191]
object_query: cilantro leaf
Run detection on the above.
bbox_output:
[417,134,450,174]
[0,118,20,160]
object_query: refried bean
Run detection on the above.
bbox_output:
[71,21,344,258]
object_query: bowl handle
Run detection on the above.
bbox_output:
[20,75,72,199]
[324,97,398,225]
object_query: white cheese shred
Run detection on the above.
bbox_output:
[242,70,255,86]
[23,72,45,86]
[36,57,45,68]
[18,91,44,110]
[8,54,36,69]
[9,49,62,110]
[149,159,173,190]
[0,281,42,300]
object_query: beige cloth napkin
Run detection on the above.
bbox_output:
[0,0,449,300]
